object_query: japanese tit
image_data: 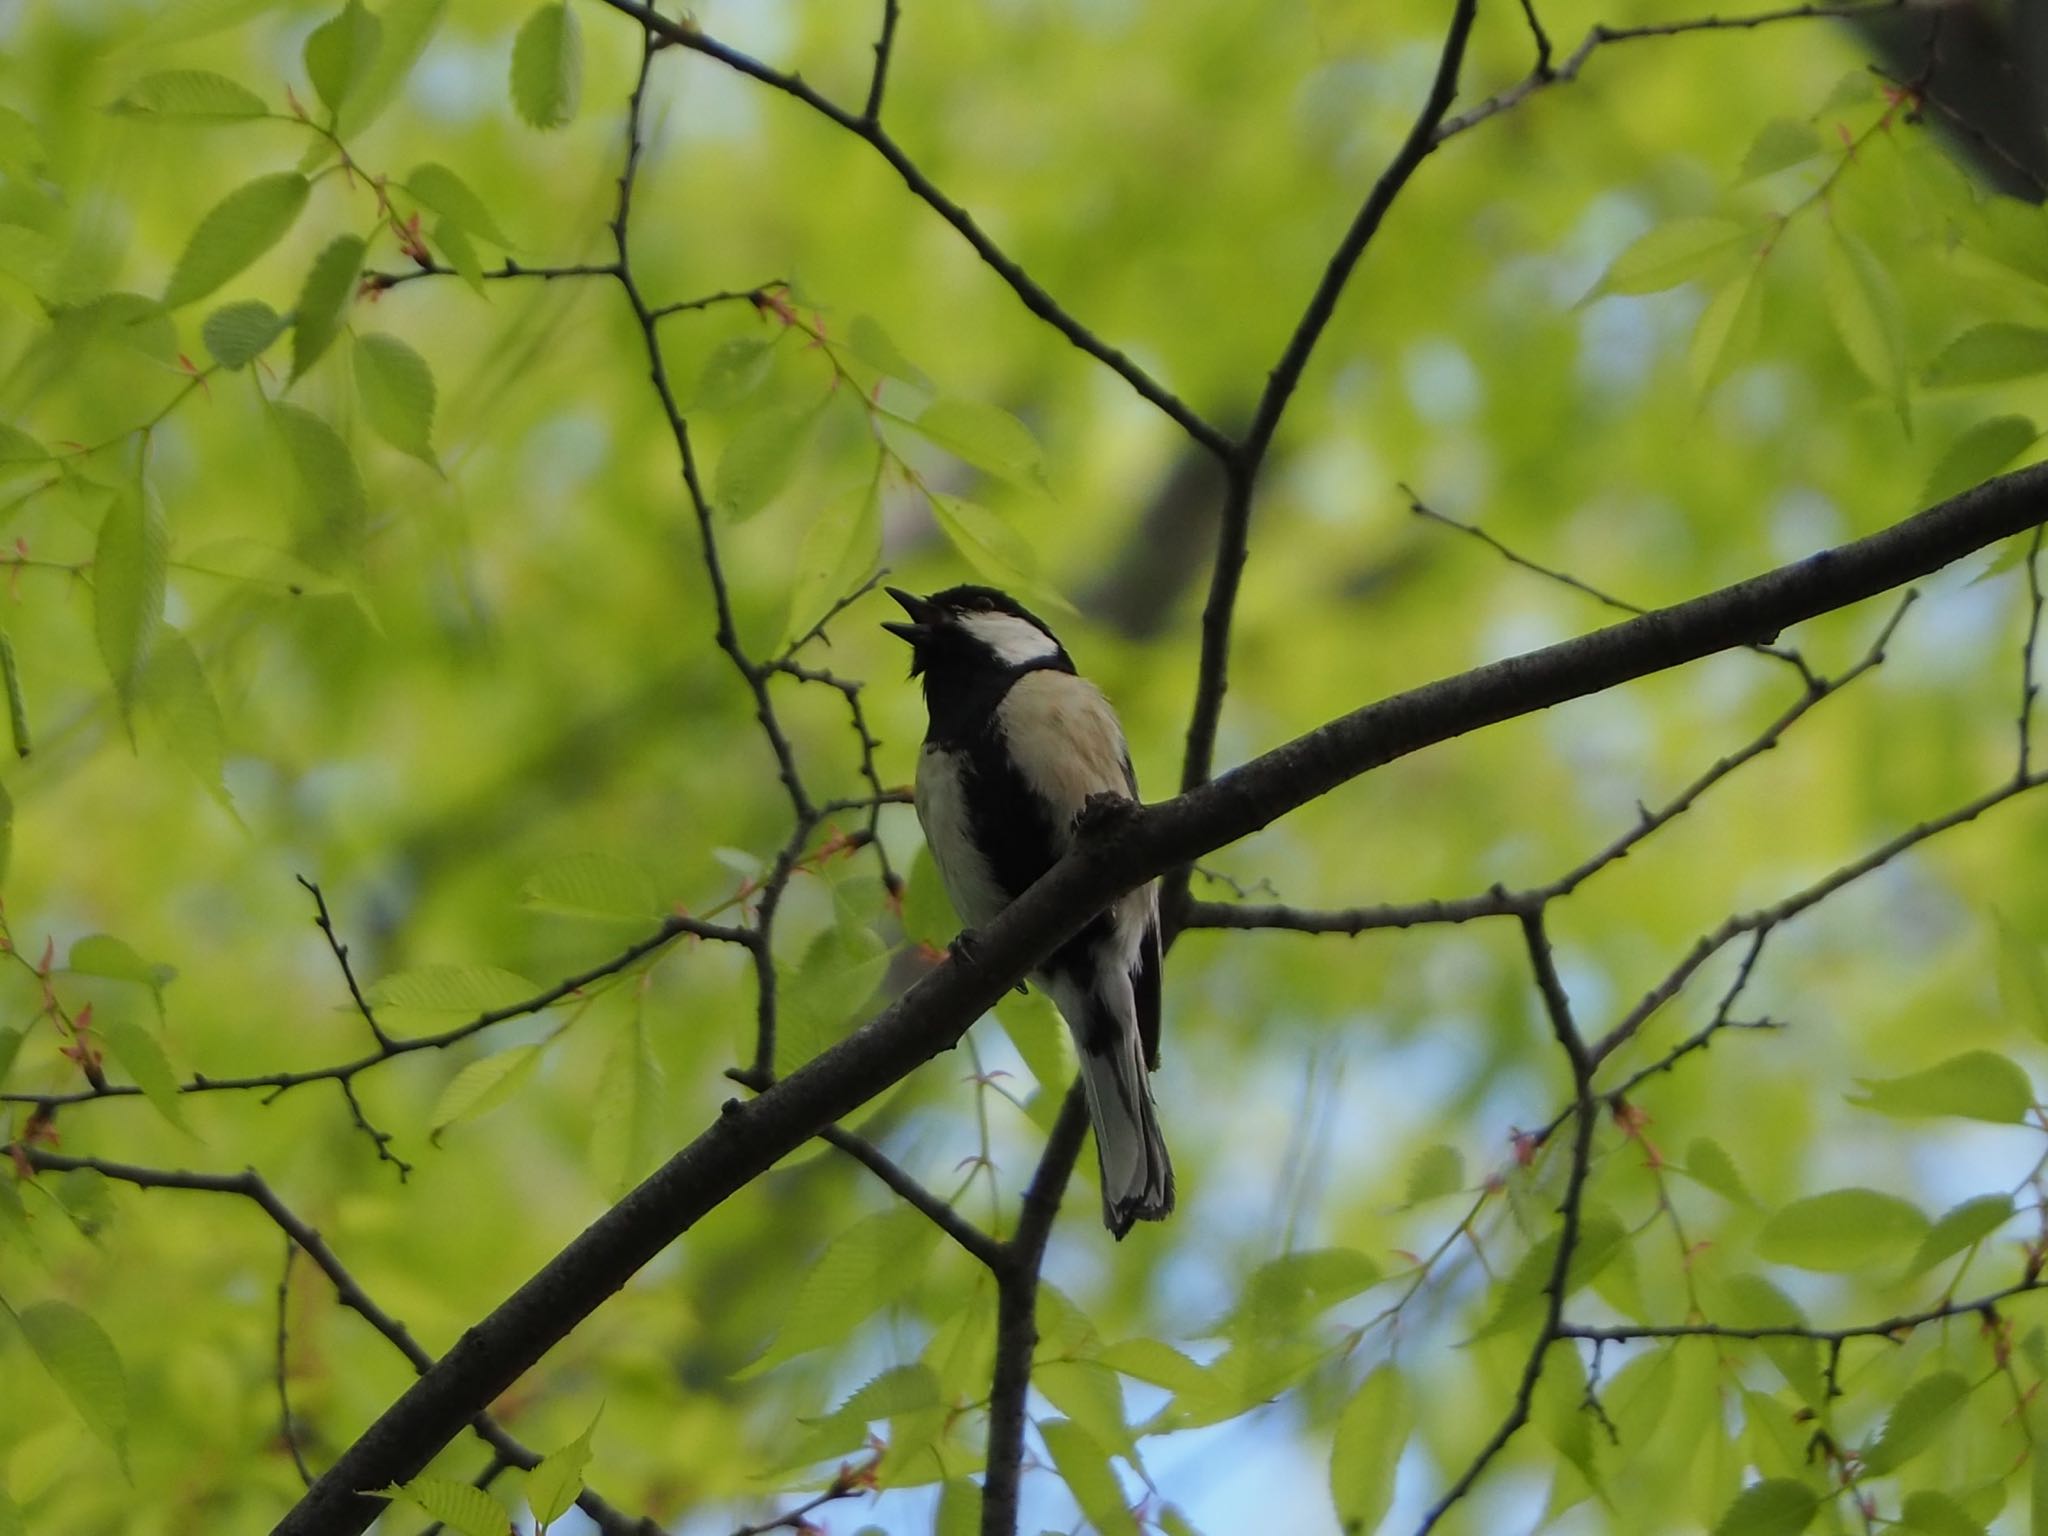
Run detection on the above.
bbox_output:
[884,584,1173,1238]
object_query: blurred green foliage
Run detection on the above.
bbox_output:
[2,1,2048,1533]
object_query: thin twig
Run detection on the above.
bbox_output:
[362,259,622,293]
[277,1236,314,1486]
[864,0,902,124]
[2020,523,2044,779]
[295,876,392,1050]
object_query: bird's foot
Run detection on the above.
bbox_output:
[950,928,1029,995]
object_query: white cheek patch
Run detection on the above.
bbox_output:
[957,610,1061,666]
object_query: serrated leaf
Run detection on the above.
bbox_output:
[1927,323,2048,387]
[511,1,583,130]
[0,105,44,178]
[1757,1187,1927,1272]
[713,401,820,520]
[1040,1360,1135,1466]
[1330,1365,1407,1535]
[1473,1213,1625,1339]
[1039,1419,1138,1536]
[49,293,176,365]
[140,630,229,802]
[1967,196,2048,286]
[1719,1274,1825,1406]
[0,422,43,464]
[161,172,308,309]
[1861,1371,1970,1474]
[1711,1478,1816,1536]
[93,489,167,707]
[693,336,777,411]
[1740,118,1823,181]
[1587,217,1753,301]
[936,1479,981,1536]
[1229,1248,1381,1338]
[522,852,664,921]
[906,397,1045,487]
[291,234,363,380]
[304,1,381,115]
[430,1043,543,1137]
[354,332,438,466]
[1921,416,2037,506]
[1681,1137,1754,1206]
[365,963,538,1012]
[1403,1143,1463,1204]
[110,70,267,122]
[1900,1196,2015,1277]
[738,1207,940,1376]
[901,845,957,948]
[405,163,511,248]
[69,934,171,990]
[527,1406,600,1526]
[1850,1050,2032,1123]
[779,479,882,650]
[928,493,1070,613]
[0,633,22,759]
[1098,1337,1207,1393]
[202,299,286,369]
[1824,227,1907,425]
[1689,260,1767,394]
[10,1300,129,1464]
[1533,1338,1601,1494]
[100,1017,189,1133]
[775,919,889,1076]
[1898,1490,1985,1536]
[589,1005,659,1196]
[337,0,448,138]
[844,315,931,389]
[271,403,366,549]
[1995,911,2048,1038]
[379,1476,512,1536]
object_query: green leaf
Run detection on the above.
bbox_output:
[1587,217,1753,301]
[93,489,168,707]
[0,1489,20,1536]
[140,630,230,802]
[1038,1360,1136,1465]
[0,105,45,177]
[713,401,820,520]
[1680,1137,1755,1206]
[935,1478,981,1536]
[928,493,1068,612]
[110,70,267,122]
[1757,1187,1927,1272]
[1098,1337,1207,1394]
[1039,1419,1138,1536]
[161,172,308,309]
[100,1017,189,1133]
[1329,1365,1407,1535]
[378,1476,512,1536]
[69,934,172,990]
[844,314,931,389]
[1229,1248,1381,1338]
[1689,260,1767,394]
[1850,1050,2032,1123]
[779,478,882,650]
[1474,1212,1625,1339]
[1967,196,2048,286]
[1824,227,1907,424]
[10,1300,129,1464]
[202,299,286,369]
[1995,911,2048,1037]
[271,403,366,548]
[1897,1490,1985,1536]
[430,1043,543,1138]
[2034,1443,2048,1536]
[0,422,43,464]
[511,1,584,130]
[336,0,448,138]
[0,1026,24,1092]
[291,234,363,380]
[1861,1371,1970,1474]
[1718,1274,1825,1406]
[1711,1478,1817,1536]
[0,779,14,887]
[906,397,1046,487]
[692,336,777,411]
[1533,1338,1601,1494]
[1403,1143,1463,1204]
[364,963,538,1012]
[1920,416,2037,507]
[901,845,956,948]
[521,852,664,921]
[0,632,26,760]
[1927,323,2048,386]
[1739,118,1824,181]
[353,332,438,466]
[775,919,889,1076]
[1906,1194,2016,1279]
[405,163,511,248]
[432,216,484,291]
[527,1406,601,1526]
[588,1005,660,1196]
[303,1,382,115]
[738,1207,941,1376]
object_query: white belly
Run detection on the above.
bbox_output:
[916,744,1012,932]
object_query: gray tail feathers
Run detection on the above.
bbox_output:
[1076,1032,1174,1240]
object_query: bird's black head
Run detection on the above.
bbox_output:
[883,585,1071,680]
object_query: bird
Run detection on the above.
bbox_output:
[883,583,1173,1238]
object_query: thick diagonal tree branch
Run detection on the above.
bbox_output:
[278,467,2048,1533]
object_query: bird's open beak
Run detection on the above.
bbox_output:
[882,586,938,645]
